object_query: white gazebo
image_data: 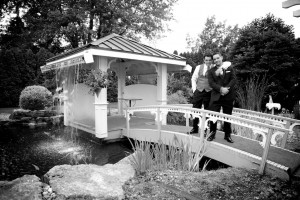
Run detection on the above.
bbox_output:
[41,33,190,140]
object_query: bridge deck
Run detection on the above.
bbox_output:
[108,115,300,178]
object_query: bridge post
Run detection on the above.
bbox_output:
[259,128,273,175]
[199,113,206,145]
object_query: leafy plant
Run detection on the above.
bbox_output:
[77,68,109,95]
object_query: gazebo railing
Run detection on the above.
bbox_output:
[125,105,290,176]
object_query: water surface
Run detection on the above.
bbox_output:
[0,125,132,181]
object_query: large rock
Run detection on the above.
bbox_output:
[44,161,135,200]
[0,175,43,200]
[9,109,59,120]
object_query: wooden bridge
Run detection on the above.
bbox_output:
[115,105,300,181]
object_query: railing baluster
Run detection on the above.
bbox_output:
[126,110,130,137]
[259,128,273,175]
[281,121,290,148]
[185,113,189,127]
[157,107,161,140]
[199,113,207,145]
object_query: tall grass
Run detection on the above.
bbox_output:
[128,135,209,175]
[236,74,270,112]
[233,74,270,139]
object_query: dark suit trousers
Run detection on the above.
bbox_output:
[209,97,233,137]
[192,90,211,130]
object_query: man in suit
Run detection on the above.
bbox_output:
[189,53,231,134]
[189,53,214,134]
[207,52,236,143]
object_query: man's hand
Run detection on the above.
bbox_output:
[220,87,230,96]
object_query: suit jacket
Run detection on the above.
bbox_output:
[207,65,236,102]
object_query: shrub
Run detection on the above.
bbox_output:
[19,85,53,110]
[167,90,189,125]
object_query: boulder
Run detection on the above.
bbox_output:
[50,115,63,125]
[45,162,135,200]
[0,175,43,200]
[31,110,45,118]
[20,117,32,123]
[9,109,30,120]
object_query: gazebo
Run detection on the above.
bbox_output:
[41,33,191,140]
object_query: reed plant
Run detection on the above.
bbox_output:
[128,134,209,175]
[234,74,270,138]
[236,74,270,112]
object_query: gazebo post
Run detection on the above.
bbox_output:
[94,56,108,138]
[156,63,167,125]
[63,85,69,126]
[117,66,126,115]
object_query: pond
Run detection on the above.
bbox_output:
[0,125,133,181]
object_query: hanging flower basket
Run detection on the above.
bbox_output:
[77,69,109,96]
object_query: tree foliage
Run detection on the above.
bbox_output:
[230,14,300,109]
[0,0,178,107]
[186,15,239,60]
[180,16,239,76]
[1,0,178,49]
[0,47,54,107]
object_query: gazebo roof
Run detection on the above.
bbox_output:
[47,33,185,63]
[41,33,190,74]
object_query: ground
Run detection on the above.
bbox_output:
[123,168,300,200]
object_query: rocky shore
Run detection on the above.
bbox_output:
[0,156,135,200]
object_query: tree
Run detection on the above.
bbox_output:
[0,0,178,107]
[230,13,300,110]
[186,16,240,60]
[0,47,54,107]
[1,0,178,49]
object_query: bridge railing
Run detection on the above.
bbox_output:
[232,107,300,148]
[169,104,300,148]
[125,105,290,176]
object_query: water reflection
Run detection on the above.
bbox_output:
[0,125,132,181]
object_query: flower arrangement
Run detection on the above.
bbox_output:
[77,68,109,95]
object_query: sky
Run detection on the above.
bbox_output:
[143,0,300,54]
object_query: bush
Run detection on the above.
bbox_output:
[167,90,189,125]
[19,85,53,110]
[167,90,188,104]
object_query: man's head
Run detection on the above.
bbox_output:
[203,53,213,66]
[213,52,223,67]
